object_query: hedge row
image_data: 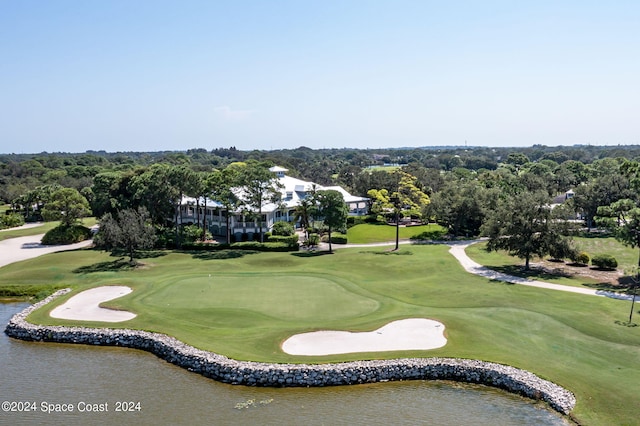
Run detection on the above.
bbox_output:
[182,241,298,252]
[266,234,300,245]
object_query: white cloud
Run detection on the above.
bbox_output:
[214,106,254,122]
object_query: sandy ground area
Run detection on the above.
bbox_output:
[281,318,447,356]
[0,234,93,268]
[50,286,137,322]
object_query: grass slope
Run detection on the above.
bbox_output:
[347,223,446,244]
[3,245,639,425]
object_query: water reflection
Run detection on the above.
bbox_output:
[1,303,569,426]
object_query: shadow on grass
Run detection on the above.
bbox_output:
[488,279,516,285]
[582,276,638,292]
[614,320,638,327]
[488,264,572,281]
[189,249,259,260]
[291,250,333,258]
[73,258,139,273]
[580,281,624,291]
[359,250,413,256]
[134,250,167,259]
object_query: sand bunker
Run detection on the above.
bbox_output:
[281,318,446,356]
[50,286,136,322]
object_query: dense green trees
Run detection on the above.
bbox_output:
[6,145,640,294]
[315,190,348,254]
[96,208,157,262]
[41,187,91,227]
[596,198,640,323]
[483,191,574,270]
[366,170,429,221]
[208,167,241,244]
[428,180,489,237]
[236,161,283,243]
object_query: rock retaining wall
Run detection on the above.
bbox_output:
[4,289,575,415]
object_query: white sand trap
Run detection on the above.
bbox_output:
[50,286,136,322]
[281,318,446,356]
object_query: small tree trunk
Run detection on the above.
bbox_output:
[259,207,264,243]
[328,226,333,254]
[631,248,640,324]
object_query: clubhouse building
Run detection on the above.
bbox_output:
[178,166,369,240]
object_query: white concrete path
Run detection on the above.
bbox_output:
[0,222,44,232]
[447,241,633,301]
[0,233,93,268]
[332,238,632,301]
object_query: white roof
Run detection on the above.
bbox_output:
[182,167,368,213]
[269,166,289,173]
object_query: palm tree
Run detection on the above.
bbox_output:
[294,198,313,240]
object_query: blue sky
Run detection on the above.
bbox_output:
[1,1,639,153]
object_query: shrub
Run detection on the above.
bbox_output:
[154,226,175,249]
[266,234,299,246]
[364,215,381,223]
[271,221,295,236]
[305,233,320,247]
[591,254,618,270]
[230,241,297,252]
[0,212,25,229]
[410,229,447,241]
[181,224,211,243]
[41,225,92,245]
[330,233,348,244]
[571,251,590,265]
[181,241,297,252]
[346,216,366,228]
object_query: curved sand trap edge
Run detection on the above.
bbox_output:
[282,318,446,356]
[50,286,136,322]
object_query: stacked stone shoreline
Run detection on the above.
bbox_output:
[5,289,576,415]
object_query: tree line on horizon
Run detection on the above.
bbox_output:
[3,145,640,268]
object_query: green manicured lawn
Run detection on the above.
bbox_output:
[347,223,446,243]
[2,244,639,425]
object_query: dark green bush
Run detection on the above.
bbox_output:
[330,233,348,244]
[410,229,447,241]
[305,233,320,247]
[0,212,25,229]
[363,215,381,223]
[41,225,92,245]
[266,234,299,245]
[346,216,366,228]
[591,254,618,270]
[271,221,295,236]
[230,241,297,252]
[182,241,298,252]
[571,251,590,265]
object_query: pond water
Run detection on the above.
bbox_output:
[0,302,570,426]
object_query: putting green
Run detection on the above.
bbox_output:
[10,245,640,425]
[144,274,380,321]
